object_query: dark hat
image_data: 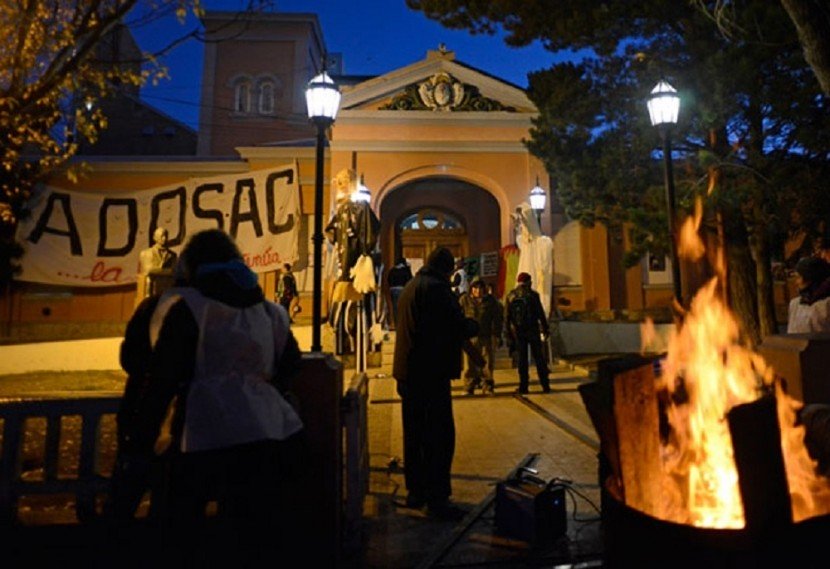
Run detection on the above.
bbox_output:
[796,256,830,284]
[426,247,455,277]
[517,272,532,284]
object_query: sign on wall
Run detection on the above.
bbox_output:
[479,251,499,278]
[16,164,300,287]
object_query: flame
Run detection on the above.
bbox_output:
[678,197,705,261]
[631,199,830,527]
[775,381,830,522]
[641,277,830,528]
[657,279,757,528]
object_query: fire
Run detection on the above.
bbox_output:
[656,279,761,528]
[775,381,830,522]
[640,264,830,528]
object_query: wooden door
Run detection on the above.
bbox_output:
[399,209,468,266]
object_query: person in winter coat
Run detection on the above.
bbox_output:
[459,276,504,395]
[787,256,830,333]
[277,263,300,322]
[504,272,550,394]
[127,229,305,566]
[393,247,479,520]
[387,256,413,329]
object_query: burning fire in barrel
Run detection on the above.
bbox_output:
[579,201,830,566]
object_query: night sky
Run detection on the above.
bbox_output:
[130,0,578,130]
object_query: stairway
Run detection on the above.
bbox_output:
[378,332,571,372]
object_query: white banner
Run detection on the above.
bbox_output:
[16,164,300,287]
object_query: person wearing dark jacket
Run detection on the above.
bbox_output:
[459,276,503,395]
[387,256,413,328]
[127,229,305,565]
[504,272,550,394]
[393,247,478,520]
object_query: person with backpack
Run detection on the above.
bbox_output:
[504,272,550,394]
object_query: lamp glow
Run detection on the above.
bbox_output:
[647,80,679,127]
[305,72,341,122]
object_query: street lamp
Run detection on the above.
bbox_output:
[647,79,682,304]
[529,177,546,230]
[306,69,341,352]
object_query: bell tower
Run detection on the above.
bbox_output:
[196,11,328,156]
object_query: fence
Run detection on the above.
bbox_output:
[0,394,120,525]
[0,365,372,559]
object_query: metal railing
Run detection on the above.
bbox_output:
[0,372,372,557]
[0,394,120,525]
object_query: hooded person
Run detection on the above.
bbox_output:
[128,228,306,564]
[392,247,479,520]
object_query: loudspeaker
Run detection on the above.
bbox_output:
[494,475,567,545]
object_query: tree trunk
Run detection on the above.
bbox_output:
[780,0,830,96]
[744,95,779,341]
[750,210,779,339]
[724,209,762,346]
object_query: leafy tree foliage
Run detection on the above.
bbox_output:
[0,0,204,289]
[409,0,829,342]
[693,0,830,96]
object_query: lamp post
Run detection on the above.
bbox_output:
[305,69,341,352]
[529,177,547,230]
[647,79,682,304]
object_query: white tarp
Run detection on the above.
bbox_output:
[15,163,300,287]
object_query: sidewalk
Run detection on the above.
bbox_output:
[0,324,606,567]
[355,341,603,568]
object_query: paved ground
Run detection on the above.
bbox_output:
[0,324,607,568]
[351,339,604,568]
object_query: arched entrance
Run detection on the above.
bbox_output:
[378,176,501,279]
[398,208,468,269]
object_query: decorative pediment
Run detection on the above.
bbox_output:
[380,72,514,112]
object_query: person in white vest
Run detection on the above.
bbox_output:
[128,228,304,565]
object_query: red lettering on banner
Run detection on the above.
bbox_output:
[241,247,281,268]
[87,261,124,283]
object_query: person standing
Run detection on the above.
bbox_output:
[387,256,413,329]
[393,247,478,520]
[128,229,306,565]
[505,272,550,394]
[459,277,504,395]
[277,263,300,322]
[451,258,469,297]
[787,256,830,333]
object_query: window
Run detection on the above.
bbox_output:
[234,81,251,113]
[399,209,463,231]
[258,81,275,114]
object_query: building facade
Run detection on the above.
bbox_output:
[7,9,760,342]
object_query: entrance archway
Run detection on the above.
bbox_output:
[378,176,501,283]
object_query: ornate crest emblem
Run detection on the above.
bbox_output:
[417,73,465,111]
[380,72,514,112]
